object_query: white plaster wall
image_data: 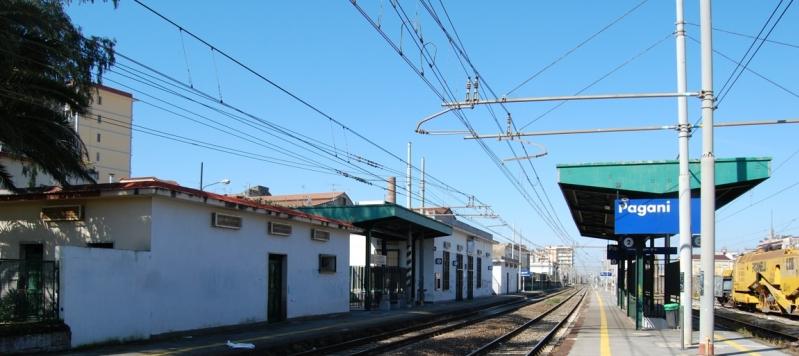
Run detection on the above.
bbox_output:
[492,263,519,295]
[56,196,349,347]
[423,233,494,302]
[0,198,152,259]
[350,234,365,266]
[58,246,152,346]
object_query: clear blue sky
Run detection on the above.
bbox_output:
[66,1,799,274]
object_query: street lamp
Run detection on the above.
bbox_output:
[202,178,230,191]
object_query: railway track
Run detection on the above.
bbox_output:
[470,288,586,355]
[693,307,799,353]
[379,288,584,355]
[290,288,576,356]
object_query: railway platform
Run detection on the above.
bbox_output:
[57,293,535,355]
[561,288,790,356]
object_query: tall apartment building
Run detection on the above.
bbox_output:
[546,245,574,268]
[74,85,133,183]
[0,85,132,191]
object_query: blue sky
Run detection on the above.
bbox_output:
[66,1,799,274]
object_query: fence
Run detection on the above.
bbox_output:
[350,266,409,310]
[0,260,59,322]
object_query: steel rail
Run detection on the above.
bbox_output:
[693,308,799,343]
[289,288,570,356]
[345,288,576,356]
[466,288,586,356]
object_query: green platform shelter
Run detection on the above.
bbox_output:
[557,157,770,328]
[300,203,451,309]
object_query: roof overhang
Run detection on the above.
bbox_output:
[557,157,771,240]
[299,203,452,240]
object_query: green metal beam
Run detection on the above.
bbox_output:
[558,157,770,193]
[300,203,452,239]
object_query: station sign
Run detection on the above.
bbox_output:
[599,271,613,277]
[608,243,677,259]
[614,198,701,234]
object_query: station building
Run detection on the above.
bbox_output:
[418,207,496,302]
[0,178,356,347]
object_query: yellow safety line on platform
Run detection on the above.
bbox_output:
[716,335,762,356]
[595,290,612,356]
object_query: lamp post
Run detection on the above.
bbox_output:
[202,179,231,192]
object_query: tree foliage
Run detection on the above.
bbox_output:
[0,0,116,191]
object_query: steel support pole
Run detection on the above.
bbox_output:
[636,239,644,330]
[699,0,716,353]
[406,142,412,209]
[365,228,372,311]
[675,0,694,347]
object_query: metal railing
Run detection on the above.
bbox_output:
[0,260,59,322]
[350,266,409,310]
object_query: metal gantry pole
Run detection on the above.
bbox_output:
[698,0,717,354]
[675,0,694,348]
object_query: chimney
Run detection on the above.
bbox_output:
[386,176,396,204]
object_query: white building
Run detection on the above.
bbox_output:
[421,210,496,302]
[0,178,356,347]
[492,243,520,294]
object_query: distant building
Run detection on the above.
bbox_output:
[247,190,353,208]
[546,245,574,268]
[691,253,734,277]
[492,243,520,294]
[0,85,133,191]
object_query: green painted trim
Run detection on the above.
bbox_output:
[299,204,452,237]
[558,157,770,193]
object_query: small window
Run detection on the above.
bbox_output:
[87,242,113,249]
[319,254,336,273]
[787,258,795,271]
[268,222,292,236]
[212,212,242,229]
[96,151,100,162]
[97,114,102,124]
[97,133,101,142]
[41,205,83,221]
[311,229,330,242]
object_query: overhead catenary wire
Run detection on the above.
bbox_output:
[413,0,575,244]
[504,0,651,96]
[362,0,575,247]
[130,0,487,213]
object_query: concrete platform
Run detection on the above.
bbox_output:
[562,288,790,356]
[57,293,534,355]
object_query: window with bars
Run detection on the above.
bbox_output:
[443,251,450,291]
[477,257,482,288]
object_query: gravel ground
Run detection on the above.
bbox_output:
[385,289,584,356]
[486,291,585,355]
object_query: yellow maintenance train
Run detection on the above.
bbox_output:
[719,247,799,315]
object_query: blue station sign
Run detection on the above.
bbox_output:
[614,198,701,234]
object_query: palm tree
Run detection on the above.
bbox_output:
[0,0,116,192]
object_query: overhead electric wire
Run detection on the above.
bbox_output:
[0,34,484,218]
[414,0,575,243]
[132,1,488,213]
[684,35,799,101]
[684,22,799,50]
[715,0,794,106]
[518,32,673,131]
[380,1,574,247]
[505,0,650,96]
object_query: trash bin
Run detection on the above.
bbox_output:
[664,303,679,329]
